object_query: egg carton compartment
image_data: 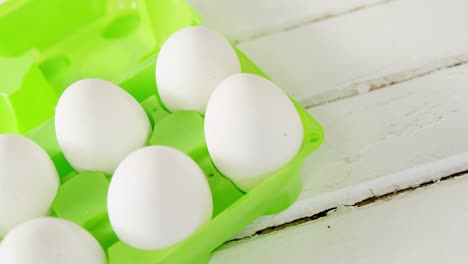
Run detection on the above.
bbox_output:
[1,0,324,263]
[0,0,200,134]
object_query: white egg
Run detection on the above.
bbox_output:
[107,146,213,250]
[156,26,241,113]
[205,73,304,191]
[0,217,105,264]
[55,78,151,175]
[0,135,59,237]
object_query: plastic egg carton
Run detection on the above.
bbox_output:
[0,0,324,263]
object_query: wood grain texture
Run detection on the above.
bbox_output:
[189,0,468,248]
[211,175,468,264]
[237,0,468,106]
[235,63,468,238]
[188,0,385,42]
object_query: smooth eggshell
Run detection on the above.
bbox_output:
[156,26,241,113]
[107,146,213,250]
[0,135,59,237]
[204,73,304,191]
[55,78,151,175]
[0,217,106,264]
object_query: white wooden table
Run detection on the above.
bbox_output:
[189,0,468,262]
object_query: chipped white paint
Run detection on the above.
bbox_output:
[189,0,385,42]
[237,152,468,238]
[236,63,468,238]
[237,0,468,107]
[212,175,468,264]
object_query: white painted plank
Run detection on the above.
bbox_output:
[188,0,385,42]
[212,175,468,264]
[235,63,468,238]
[237,0,468,106]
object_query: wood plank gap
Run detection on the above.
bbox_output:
[229,169,468,243]
[234,0,396,44]
[303,52,468,109]
[234,148,468,239]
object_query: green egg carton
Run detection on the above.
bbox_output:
[0,0,324,263]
